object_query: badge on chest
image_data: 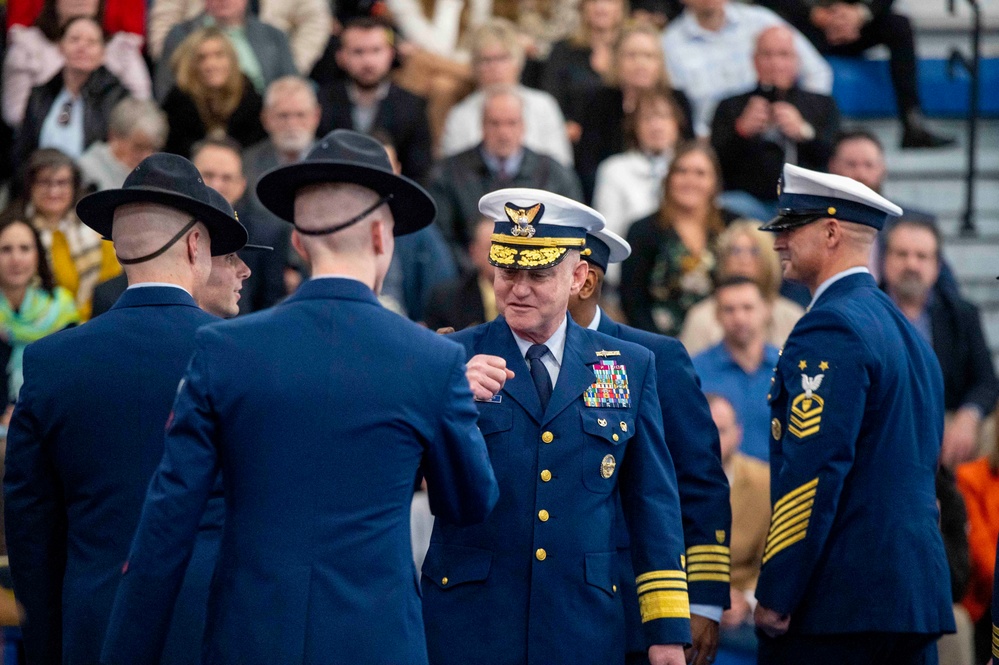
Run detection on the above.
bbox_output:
[584,360,630,408]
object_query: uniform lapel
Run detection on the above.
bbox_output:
[479,318,543,423]
[543,318,598,426]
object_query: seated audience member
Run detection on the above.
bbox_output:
[661,0,831,137]
[381,0,478,146]
[154,0,297,100]
[0,216,79,412]
[317,18,432,182]
[576,22,692,202]
[2,0,149,129]
[827,129,958,292]
[542,0,626,137]
[78,98,168,191]
[620,141,729,336]
[680,220,804,356]
[193,137,290,314]
[429,85,582,260]
[147,0,332,76]
[440,19,573,168]
[13,17,129,167]
[692,277,779,462]
[592,87,682,250]
[374,134,456,321]
[243,76,321,189]
[161,27,268,157]
[424,217,496,331]
[707,393,770,654]
[956,442,999,664]
[881,219,999,469]
[3,149,119,320]
[757,0,953,148]
[711,24,839,222]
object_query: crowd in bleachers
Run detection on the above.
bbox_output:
[0,0,993,662]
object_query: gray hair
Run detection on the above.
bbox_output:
[264,76,319,110]
[108,98,169,147]
[481,84,524,120]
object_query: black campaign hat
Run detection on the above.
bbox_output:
[255,129,436,237]
[76,153,248,256]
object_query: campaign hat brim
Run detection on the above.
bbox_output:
[256,162,436,237]
[77,186,248,256]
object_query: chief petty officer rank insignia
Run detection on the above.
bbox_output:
[787,360,829,440]
[585,359,630,408]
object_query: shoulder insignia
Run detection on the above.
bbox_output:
[789,372,825,439]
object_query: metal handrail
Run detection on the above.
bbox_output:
[947,0,981,236]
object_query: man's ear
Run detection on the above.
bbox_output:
[186,228,201,264]
[371,220,388,256]
[568,259,589,295]
[291,229,309,263]
[577,267,599,300]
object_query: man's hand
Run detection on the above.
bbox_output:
[772,102,809,141]
[721,588,750,629]
[685,615,719,665]
[465,354,515,401]
[735,96,771,138]
[754,604,790,638]
[649,644,687,665]
[941,406,981,468]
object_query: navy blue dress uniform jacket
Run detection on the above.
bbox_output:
[3,286,223,665]
[597,314,731,650]
[101,277,498,665]
[422,315,691,665]
[755,272,955,635]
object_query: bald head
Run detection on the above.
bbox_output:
[754,24,798,90]
[111,203,213,290]
[482,88,525,159]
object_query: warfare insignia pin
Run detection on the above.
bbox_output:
[504,202,543,238]
[600,454,617,479]
[584,361,630,408]
[598,418,607,427]
[771,418,782,440]
[595,350,621,358]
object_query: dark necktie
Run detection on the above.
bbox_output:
[526,344,552,412]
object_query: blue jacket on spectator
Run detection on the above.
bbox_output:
[4,286,223,665]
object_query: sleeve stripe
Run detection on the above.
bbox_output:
[992,623,999,658]
[686,545,730,555]
[639,590,691,622]
[766,519,810,555]
[686,554,730,564]
[764,523,809,561]
[687,564,730,573]
[767,510,812,544]
[637,580,688,593]
[770,492,816,526]
[635,570,687,584]
[773,477,819,513]
[688,572,730,583]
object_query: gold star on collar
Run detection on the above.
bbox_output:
[819,361,829,371]
[798,360,807,370]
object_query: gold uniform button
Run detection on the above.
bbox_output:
[612,585,618,593]
[612,433,619,442]
[542,431,554,444]
[538,509,550,522]
[540,469,552,482]
[536,548,547,561]
[441,577,449,586]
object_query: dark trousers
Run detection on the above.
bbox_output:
[813,12,921,117]
[758,631,939,665]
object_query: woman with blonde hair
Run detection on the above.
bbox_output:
[161,27,266,156]
[679,219,805,356]
[620,140,730,336]
[575,20,692,200]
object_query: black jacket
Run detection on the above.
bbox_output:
[710,85,840,201]
[14,66,128,168]
[756,0,896,48]
[318,81,432,182]
[928,284,999,415]
[162,76,267,158]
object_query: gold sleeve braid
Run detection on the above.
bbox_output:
[762,478,818,564]
[685,545,731,583]
[635,570,690,622]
